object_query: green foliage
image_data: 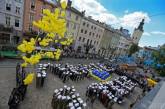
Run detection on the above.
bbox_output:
[152,45,165,77]
[152,45,165,64]
[128,44,139,56]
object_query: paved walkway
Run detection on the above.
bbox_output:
[149,82,165,109]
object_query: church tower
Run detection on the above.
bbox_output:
[132,19,145,44]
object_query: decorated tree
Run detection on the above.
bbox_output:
[17,1,73,85]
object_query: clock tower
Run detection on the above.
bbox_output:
[132,19,145,44]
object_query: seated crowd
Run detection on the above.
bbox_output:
[51,85,86,109]
[86,76,137,108]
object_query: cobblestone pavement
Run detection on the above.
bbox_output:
[0,58,142,109]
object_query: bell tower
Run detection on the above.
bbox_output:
[132,19,145,44]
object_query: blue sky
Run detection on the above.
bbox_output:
[72,0,165,47]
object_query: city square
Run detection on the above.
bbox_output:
[0,0,165,109]
[0,58,143,109]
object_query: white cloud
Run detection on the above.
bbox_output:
[151,31,165,36]
[72,0,118,24]
[120,12,151,28]
[143,32,151,36]
[72,0,151,29]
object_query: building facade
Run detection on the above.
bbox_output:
[66,6,83,45]
[116,36,131,56]
[115,28,132,56]
[99,26,120,58]
[132,19,144,44]
[23,0,57,38]
[0,0,24,45]
[74,16,105,53]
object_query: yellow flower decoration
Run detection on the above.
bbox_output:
[45,52,54,58]
[21,62,28,67]
[61,11,66,17]
[23,73,34,85]
[61,1,67,9]
[17,38,35,53]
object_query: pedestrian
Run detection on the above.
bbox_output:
[8,88,20,109]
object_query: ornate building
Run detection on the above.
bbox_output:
[74,16,105,53]
[132,19,145,44]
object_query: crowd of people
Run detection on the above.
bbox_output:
[86,76,137,108]
[47,62,115,83]
[7,60,154,109]
[51,85,86,109]
[48,63,88,83]
[61,47,100,59]
[114,68,148,89]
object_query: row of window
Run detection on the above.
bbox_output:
[67,22,77,30]
[78,37,99,45]
[6,16,20,27]
[80,29,101,38]
[82,22,103,32]
[6,3,21,14]
[67,12,79,21]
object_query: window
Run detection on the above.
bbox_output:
[15,19,19,27]
[87,24,89,27]
[16,7,20,14]
[91,25,93,29]
[30,14,34,23]
[6,16,10,26]
[73,24,76,29]
[93,33,95,37]
[94,41,96,44]
[96,34,98,38]
[90,40,92,45]
[89,32,91,36]
[41,5,45,13]
[83,22,86,26]
[81,29,83,33]
[99,35,100,38]
[75,15,79,20]
[79,37,81,41]
[96,41,98,45]
[67,22,69,27]
[69,12,71,17]
[87,39,89,45]
[85,30,87,34]
[94,27,96,30]
[29,24,33,32]
[6,3,11,11]
[31,0,35,10]
[82,38,85,42]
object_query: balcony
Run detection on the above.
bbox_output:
[0,24,13,33]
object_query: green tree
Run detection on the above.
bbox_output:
[128,44,139,56]
[152,45,165,76]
